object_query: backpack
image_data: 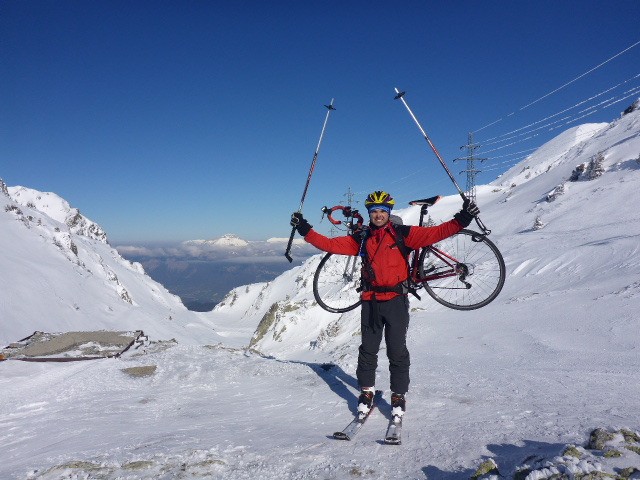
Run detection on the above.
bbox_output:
[352,222,420,299]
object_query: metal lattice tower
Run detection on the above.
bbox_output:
[453,132,486,202]
[343,187,357,208]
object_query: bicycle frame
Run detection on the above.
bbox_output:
[406,202,468,290]
[413,246,471,288]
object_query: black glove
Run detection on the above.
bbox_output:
[453,199,480,228]
[463,198,480,216]
[290,212,312,236]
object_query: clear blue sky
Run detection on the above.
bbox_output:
[2,1,639,243]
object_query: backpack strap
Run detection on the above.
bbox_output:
[389,223,421,300]
[352,226,370,258]
[389,223,411,260]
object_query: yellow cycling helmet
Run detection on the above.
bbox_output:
[364,190,395,212]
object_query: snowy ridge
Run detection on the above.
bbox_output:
[7,186,108,242]
[492,123,607,189]
[0,186,221,345]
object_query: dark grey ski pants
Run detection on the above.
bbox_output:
[356,295,411,394]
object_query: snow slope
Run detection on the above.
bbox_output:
[0,185,221,345]
[1,104,640,479]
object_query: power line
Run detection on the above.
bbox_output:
[480,78,640,150]
[518,39,640,111]
[481,73,640,144]
[549,85,640,129]
[489,148,537,160]
[478,83,640,156]
[473,39,640,134]
[482,155,533,173]
[466,76,640,189]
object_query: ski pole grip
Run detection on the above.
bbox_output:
[284,226,296,262]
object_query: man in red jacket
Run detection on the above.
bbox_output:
[291,190,479,418]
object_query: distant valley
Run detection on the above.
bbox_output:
[118,250,310,311]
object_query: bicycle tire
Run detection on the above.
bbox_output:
[418,229,505,310]
[313,253,362,313]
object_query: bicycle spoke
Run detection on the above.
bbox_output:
[419,229,505,310]
[313,253,362,313]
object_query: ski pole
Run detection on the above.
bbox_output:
[393,88,491,235]
[285,99,336,262]
[394,88,465,198]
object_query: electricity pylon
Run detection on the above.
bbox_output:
[453,132,486,203]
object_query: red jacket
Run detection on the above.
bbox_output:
[305,219,464,301]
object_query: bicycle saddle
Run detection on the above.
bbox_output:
[409,195,441,207]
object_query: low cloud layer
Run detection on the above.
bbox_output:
[116,237,318,263]
[114,236,320,310]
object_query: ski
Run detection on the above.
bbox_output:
[384,414,403,445]
[333,390,383,441]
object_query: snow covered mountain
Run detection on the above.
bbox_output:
[0,185,221,345]
[1,102,639,479]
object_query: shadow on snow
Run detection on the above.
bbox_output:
[421,439,567,479]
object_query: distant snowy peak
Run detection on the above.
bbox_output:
[183,234,249,248]
[492,123,607,188]
[182,235,309,249]
[7,186,107,242]
[213,234,249,248]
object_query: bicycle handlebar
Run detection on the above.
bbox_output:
[322,205,364,230]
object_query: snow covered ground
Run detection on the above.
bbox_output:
[1,103,640,479]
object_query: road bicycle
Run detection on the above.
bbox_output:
[312,196,506,313]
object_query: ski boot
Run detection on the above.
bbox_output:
[357,387,375,418]
[391,392,406,418]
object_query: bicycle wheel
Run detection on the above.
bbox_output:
[418,229,505,310]
[313,253,362,313]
